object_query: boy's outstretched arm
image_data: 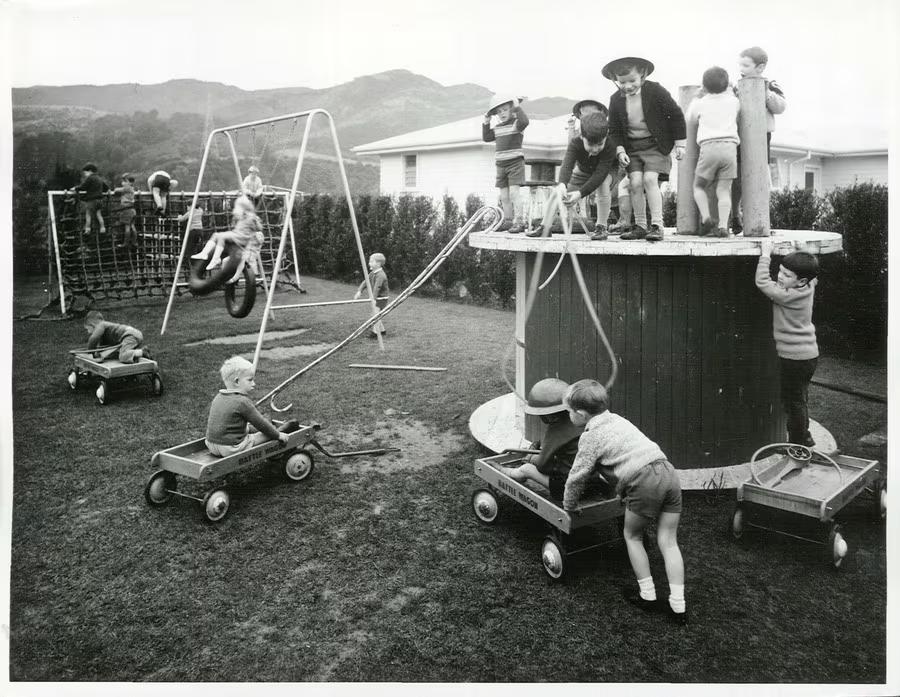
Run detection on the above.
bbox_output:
[754,239,790,303]
[562,435,604,510]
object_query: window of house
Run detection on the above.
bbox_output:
[804,171,815,190]
[404,155,417,188]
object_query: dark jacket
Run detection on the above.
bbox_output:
[608,80,686,156]
[558,137,617,197]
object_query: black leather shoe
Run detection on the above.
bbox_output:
[621,587,664,613]
[667,607,689,626]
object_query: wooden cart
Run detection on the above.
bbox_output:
[472,452,625,580]
[68,345,162,405]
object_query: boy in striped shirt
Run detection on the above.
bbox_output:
[482,95,529,233]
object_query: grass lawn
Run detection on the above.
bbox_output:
[8,274,887,683]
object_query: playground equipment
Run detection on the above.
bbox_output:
[730,443,884,568]
[472,451,625,580]
[67,345,162,405]
[144,422,399,523]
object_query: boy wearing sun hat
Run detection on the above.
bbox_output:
[482,94,530,233]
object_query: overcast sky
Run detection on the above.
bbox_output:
[4,0,897,148]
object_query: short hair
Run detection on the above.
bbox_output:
[82,162,98,173]
[702,66,730,94]
[614,61,644,78]
[248,166,260,174]
[740,46,768,66]
[564,379,609,415]
[170,179,179,188]
[370,252,386,265]
[220,355,254,385]
[580,112,608,144]
[83,310,103,327]
[782,251,819,282]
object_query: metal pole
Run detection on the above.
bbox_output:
[737,76,771,237]
[287,215,303,289]
[47,192,67,314]
[676,85,702,235]
[224,131,244,187]
[272,297,387,310]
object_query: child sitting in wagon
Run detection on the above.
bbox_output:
[204,356,295,457]
[191,195,263,283]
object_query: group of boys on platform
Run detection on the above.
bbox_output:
[482,48,785,240]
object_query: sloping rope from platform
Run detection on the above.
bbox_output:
[501,185,618,399]
[256,206,503,412]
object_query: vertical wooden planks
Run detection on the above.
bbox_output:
[655,264,674,458]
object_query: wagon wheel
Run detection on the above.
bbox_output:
[203,488,231,523]
[151,373,164,397]
[96,379,108,406]
[541,534,567,581]
[67,369,79,390]
[284,449,314,482]
[729,504,746,542]
[471,488,501,525]
[144,470,177,506]
[824,521,848,569]
[872,477,887,521]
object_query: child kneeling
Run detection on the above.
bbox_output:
[205,356,295,457]
[562,379,687,624]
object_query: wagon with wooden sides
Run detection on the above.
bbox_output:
[144,422,398,522]
[730,443,885,568]
[471,451,625,580]
[67,345,162,405]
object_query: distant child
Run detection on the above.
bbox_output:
[731,46,786,233]
[147,170,178,215]
[204,356,293,457]
[67,162,106,239]
[242,166,265,204]
[354,252,389,339]
[191,195,263,282]
[562,379,686,625]
[755,239,819,447]
[686,66,740,238]
[533,112,616,241]
[112,174,138,247]
[178,203,206,251]
[605,56,686,242]
[83,310,149,363]
[482,95,530,233]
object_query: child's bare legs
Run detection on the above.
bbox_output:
[206,242,227,270]
[500,462,549,488]
[714,179,733,233]
[152,188,167,214]
[623,508,653,583]
[613,177,632,230]
[191,233,220,262]
[656,510,685,614]
[595,175,612,230]
[498,187,512,226]
[509,184,523,229]
[643,171,663,228]
[628,171,646,229]
[693,177,712,223]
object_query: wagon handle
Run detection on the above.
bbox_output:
[501,448,541,455]
[749,443,843,487]
[307,439,400,459]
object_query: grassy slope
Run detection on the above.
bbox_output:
[9,275,886,683]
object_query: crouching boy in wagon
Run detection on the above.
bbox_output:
[562,379,687,624]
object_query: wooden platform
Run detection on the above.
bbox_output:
[469,393,837,490]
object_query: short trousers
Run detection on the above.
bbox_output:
[695,140,738,183]
[118,208,136,225]
[82,199,103,214]
[548,471,567,500]
[566,168,611,199]
[495,158,525,187]
[621,459,683,519]
[626,137,671,175]
[206,431,253,457]
[150,175,171,191]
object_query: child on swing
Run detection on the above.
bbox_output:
[191,195,263,283]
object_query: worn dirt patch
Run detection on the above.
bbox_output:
[244,343,332,361]
[183,328,309,346]
[329,418,468,474]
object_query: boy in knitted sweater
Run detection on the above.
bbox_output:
[482,95,529,233]
[204,356,292,457]
[562,379,686,624]
[755,239,819,446]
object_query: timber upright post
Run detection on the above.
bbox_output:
[676,85,702,234]
[737,76,771,237]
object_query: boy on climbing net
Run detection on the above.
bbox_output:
[66,162,107,242]
[204,356,296,457]
[482,95,529,233]
[191,195,263,283]
[112,173,138,247]
[354,252,389,339]
[562,379,687,625]
[146,170,178,215]
[83,310,150,363]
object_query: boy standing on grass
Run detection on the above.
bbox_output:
[755,239,819,447]
[605,56,686,242]
[204,356,295,457]
[686,66,740,238]
[562,379,686,625]
[482,95,529,233]
[84,310,149,363]
[354,252,389,339]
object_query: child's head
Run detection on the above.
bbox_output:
[579,112,608,154]
[82,162,97,175]
[233,194,255,216]
[248,166,260,175]
[739,46,768,77]
[572,99,608,120]
[487,94,515,122]
[603,57,654,96]
[778,251,819,289]
[170,179,179,189]
[701,66,730,94]
[83,310,103,332]
[368,252,386,270]
[524,378,570,423]
[219,355,256,394]
[563,379,609,426]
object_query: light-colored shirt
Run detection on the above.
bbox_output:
[755,252,819,360]
[625,91,651,139]
[178,207,205,230]
[242,174,264,197]
[687,91,740,145]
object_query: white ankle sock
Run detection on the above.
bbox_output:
[668,583,686,613]
[637,576,656,601]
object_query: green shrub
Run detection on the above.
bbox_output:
[770,187,823,230]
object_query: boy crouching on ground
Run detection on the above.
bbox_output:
[562,379,687,625]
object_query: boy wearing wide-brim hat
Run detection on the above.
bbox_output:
[604,56,686,242]
[482,94,530,233]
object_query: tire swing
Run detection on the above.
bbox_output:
[188,242,257,318]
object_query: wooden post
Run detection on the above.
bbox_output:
[737,76,770,237]
[676,85,702,234]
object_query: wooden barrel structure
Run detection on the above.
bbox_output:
[467,231,842,475]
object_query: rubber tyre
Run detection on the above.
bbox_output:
[67,369,78,390]
[223,262,257,318]
[96,380,107,405]
[472,489,500,525]
[825,522,848,569]
[144,470,177,506]
[730,505,745,541]
[873,478,886,521]
[541,535,567,581]
[203,488,231,523]
[284,450,315,482]
[187,246,243,297]
[151,374,164,397]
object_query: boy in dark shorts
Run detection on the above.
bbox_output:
[482,95,529,233]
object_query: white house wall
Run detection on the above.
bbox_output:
[379,155,404,197]
[821,155,888,191]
